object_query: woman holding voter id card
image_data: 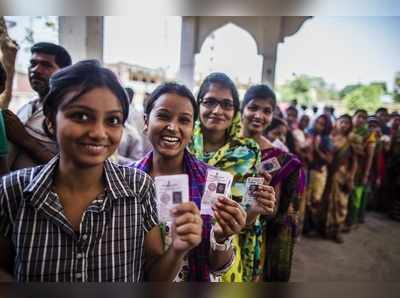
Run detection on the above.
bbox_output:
[0,60,204,282]
[241,84,305,281]
[134,82,247,281]
[190,73,277,282]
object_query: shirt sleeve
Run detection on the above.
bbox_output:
[0,176,13,240]
[16,101,34,125]
[139,174,159,232]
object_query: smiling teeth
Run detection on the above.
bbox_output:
[162,136,179,142]
[85,144,105,149]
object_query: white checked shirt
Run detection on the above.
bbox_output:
[0,156,158,282]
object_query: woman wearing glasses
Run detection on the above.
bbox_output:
[134,82,247,281]
[190,73,276,282]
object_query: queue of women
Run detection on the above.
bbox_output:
[0,59,399,282]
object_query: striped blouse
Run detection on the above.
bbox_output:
[0,155,158,282]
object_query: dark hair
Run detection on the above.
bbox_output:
[274,106,284,119]
[375,107,388,114]
[265,117,287,134]
[337,114,353,135]
[43,60,129,139]
[286,105,298,117]
[264,117,295,151]
[313,114,333,135]
[145,82,198,121]
[31,42,72,68]
[0,62,6,92]
[353,109,368,117]
[242,84,276,112]
[125,87,135,104]
[197,72,240,114]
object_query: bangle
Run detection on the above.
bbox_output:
[210,226,233,252]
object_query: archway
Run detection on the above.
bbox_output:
[194,23,263,96]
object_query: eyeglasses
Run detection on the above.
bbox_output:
[200,97,235,111]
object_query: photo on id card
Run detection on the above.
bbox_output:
[244,177,264,207]
[259,157,281,174]
[154,174,189,222]
[201,169,233,216]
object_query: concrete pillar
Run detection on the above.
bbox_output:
[178,17,197,90]
[261,48,278,87]
[59,17,104,63]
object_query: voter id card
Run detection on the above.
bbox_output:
[154,174,189,222]
[201,169,233,216]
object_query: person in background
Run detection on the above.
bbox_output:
[135,82,246,281]
[303,114,333,236]
[241,84,305,281]
[345,110,377,231]
[376,107,391,136]
[299,114,310,132]
[3,42,72,171]
[274,105,284,119]
[364,116,388,212]
[114,87,144,163]
[285,106,299,130]
[387,112,400,220]
[190,73,276,282]
[319,114,357,243]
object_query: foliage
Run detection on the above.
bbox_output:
[343,84,383,113]
[394,72,400,103]
[339,84,362,99]
[277,74,339,106]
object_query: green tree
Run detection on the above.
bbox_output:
[339,84,363,99]
[394,72,400,103]
[344,84,383,113]
[277,74,339,106]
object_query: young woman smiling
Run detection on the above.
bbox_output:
[134,82,246,281]
[190,74,277,282]
[0,60,201,282]
[241,84,305,281]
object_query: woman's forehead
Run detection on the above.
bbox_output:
[61,87,123,112]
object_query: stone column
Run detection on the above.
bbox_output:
[59,17,104,63]
[178,17,197,90]
[261,50,277,87]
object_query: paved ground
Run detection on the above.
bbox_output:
[291,212,400,281]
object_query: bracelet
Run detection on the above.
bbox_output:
[210,226,233,252]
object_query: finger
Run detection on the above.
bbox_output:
[214,210,235,235]
[172,202,200,216]
[255,199,275,214]
[214,202,246,227]
[216,197,247,217]
[260,171,272,184]
[215,196,238,207]
[176,234,202,245]
[175,222,202,236]
[256,198,275,210]
[256,184,275,193]
[174,212,198,226]
[216,209,242,234]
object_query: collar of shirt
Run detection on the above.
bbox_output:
[23,155,137,212]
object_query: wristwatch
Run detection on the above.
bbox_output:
[210,227,233,252]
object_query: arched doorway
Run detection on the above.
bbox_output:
[194,23,263,96]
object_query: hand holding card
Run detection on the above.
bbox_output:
[212,197,247,242]
[155,174,189,223]
[201,169,233,216]
[247,171,276,217]
[170,202,203,254]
